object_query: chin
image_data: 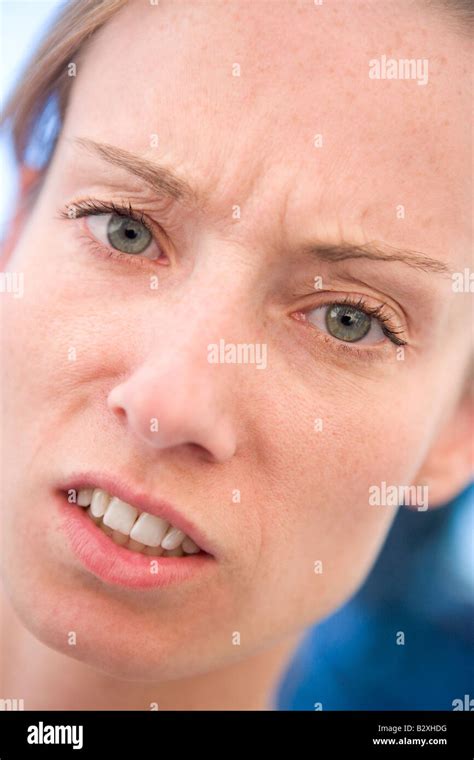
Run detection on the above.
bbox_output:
[3,565,236,683]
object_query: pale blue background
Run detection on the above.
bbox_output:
[1,0,63,236]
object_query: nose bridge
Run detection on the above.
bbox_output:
[148,252,255,365]
[147,294,232,376]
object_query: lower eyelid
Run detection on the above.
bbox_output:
[292,309,403,357]
[299,321,400,363]
[74,230,152,267]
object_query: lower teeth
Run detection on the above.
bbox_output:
[86,508,186,557]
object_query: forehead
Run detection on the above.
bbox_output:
[62,0,470,260]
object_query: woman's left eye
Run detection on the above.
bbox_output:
[85,212,160,259]
[307,303,386,344]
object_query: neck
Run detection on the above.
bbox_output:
[1,589,301,711]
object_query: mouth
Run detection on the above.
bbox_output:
[56,475,217,589]
[74,487,204,558]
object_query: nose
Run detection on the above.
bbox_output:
[107,354,237,464]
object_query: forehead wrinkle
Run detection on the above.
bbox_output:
[59,0,468,275]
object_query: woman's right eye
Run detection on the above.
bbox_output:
[86,212,161,260]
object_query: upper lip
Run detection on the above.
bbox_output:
[58,471,218,558]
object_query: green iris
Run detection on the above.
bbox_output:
[106,213,152,254]
[325,304,371,342]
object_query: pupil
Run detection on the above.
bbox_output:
[341,315,352,325]
[125,227,137,239]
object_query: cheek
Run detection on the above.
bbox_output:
[254,361,427,528]
[242,361,434,624]
[2,229,122,429]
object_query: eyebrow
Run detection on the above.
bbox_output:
[301,241,452,276]
[74,138,451,276]
[74,137,199,204]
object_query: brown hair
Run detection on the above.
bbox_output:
[2,0,128,166]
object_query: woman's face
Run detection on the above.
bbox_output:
[1,0,471,680]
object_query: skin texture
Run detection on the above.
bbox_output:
[1,0,472,709]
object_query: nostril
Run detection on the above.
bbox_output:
[107,388,129,425]
[107,384,127,416]
[113,407,127,421]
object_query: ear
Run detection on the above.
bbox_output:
[414,386,474,508]
[1,165,42,268]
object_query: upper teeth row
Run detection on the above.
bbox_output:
[76,488,201,554]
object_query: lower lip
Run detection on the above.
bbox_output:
[56,493,215,589]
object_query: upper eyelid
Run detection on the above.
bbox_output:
[63,199,151,228]
[59,198,169,249]
[300,296,408,346]
[300,294,399,326]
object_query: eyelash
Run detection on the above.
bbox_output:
[59,198,162,263]
[296,294,407,351]
[333,296,406,345]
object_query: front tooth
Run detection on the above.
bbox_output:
[130,512,169,547]
[103,497,138,535]
[77,488,93,507]
[182,536,200,554]
[161,526,186,550]
[90,488,110,518]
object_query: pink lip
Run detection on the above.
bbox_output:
[57,471,218,559]
[56,493,216,589]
